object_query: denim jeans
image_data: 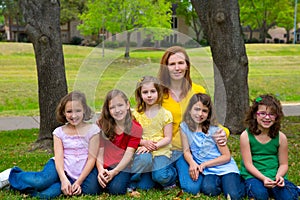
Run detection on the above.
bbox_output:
[130,153,177,189]
[99,167,131,195]
[201,173,245,200]
[9,158,99,199]
[245,177,300,200]
[175,154,203,194]
[130,153,155,190]
[152,155,177,187]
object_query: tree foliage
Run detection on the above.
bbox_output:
[239,0,299,42]
[78,0,172,57]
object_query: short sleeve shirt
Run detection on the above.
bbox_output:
[53,124,100,180]
[133,107,173,158]
[100,120,142,168]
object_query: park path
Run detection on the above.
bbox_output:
[0,104,299,131]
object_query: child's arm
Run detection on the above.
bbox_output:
[180,130,200,181]
[240,131,276,188]
[155,122,172,149]
[106,147,135,179]
[276,131,289,187]
[53,135,72,196]
[96,147,108,188]
[72,134,100,193]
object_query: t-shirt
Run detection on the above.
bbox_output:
[240,129,285,180]
[180,122,239,175]
[100,120,142,168]
[162,83,206,150]
[133,107,173,158]
[53,124,100,180]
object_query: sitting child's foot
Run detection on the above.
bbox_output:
[0,168,11,189]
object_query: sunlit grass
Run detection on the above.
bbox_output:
[0,43,300,116]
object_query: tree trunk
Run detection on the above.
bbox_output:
[19,0,68,151]
[191,0,249,134]
[124,31,131,58]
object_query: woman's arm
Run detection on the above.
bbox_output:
[110,147,135,175]
[240,131,276,188]
[155,122,172,149]
[96,147,108,188]
[275,132,289,187]
[53,135,72,196]
[180,130,200,181]
[72,134,100,193]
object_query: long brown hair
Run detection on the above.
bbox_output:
[183,93,218,133]
[158,46,192,99]
[135,76,163,113]
[56,91,92,124]
[97,89,132,141]
[244,94,283,138]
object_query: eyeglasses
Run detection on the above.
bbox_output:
[256,112,277,119]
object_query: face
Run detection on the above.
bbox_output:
[141,82,158,106]
[64,100,84,126]
[256,105,277,130]
[167,52,188,81]
[189,101,209,125]
[109,95,130,123]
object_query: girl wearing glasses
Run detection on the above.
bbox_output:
[240,94,299,200]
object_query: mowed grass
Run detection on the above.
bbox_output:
[0,43,300,116]
[0,116,299,200]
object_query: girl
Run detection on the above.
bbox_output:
[158,46,229,190]
[180,93,245,199]
[130,76,177,190]
[0,91,100,198]
[96,89,142,195]
[240,94,300,200]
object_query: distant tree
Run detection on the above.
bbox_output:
[19,0,68,151]
[174,0,203,43]
[191,0,249,134]
[239,0,280,42]
[0,0,21,41]
[276,0,300,43]
[78,0,172,58]
[60,0,86,42]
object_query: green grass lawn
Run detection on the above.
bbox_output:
[0,43,300,116]
[0,116,299,199]
[0,42,299,198]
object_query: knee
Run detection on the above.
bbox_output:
[181,184,200,195]
[202,183,221,196]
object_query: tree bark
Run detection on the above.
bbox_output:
[19,0,68,151]
[191,0,249,134]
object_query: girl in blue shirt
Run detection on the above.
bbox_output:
[179,93,245,200]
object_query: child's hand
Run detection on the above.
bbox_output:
[61,180,72,196]
[275,175,285,187]
[71,182,82,195]
[143,140,158,151]
[136,146,150,154]
[98,169,109,188]
[263,177,277,188]
[189,161,200,181]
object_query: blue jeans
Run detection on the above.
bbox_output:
[130,153,177,189]
[201,173,245,200]
[9,158,99,199]
[245,177,300,200]
[130,153,155,190]
[175,154,203,194]
[152,155,177,187]
[98,167,131,195]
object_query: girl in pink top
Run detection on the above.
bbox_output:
[1,91,100,199]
